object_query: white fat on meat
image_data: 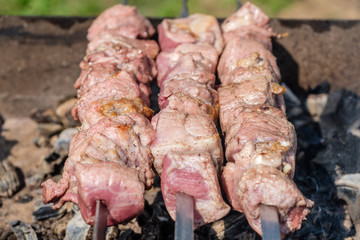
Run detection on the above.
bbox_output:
[158,14,224,53]
[150,108,223,176]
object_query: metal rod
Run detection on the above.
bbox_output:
[237,0,242,9]
[260,204,281,240]
[180,0,189,18]
[93,200,108,240]
[175,192,194,240]
[122,0,127,5]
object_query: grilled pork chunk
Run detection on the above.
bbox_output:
[42,117,154,224]
[158,14,224,53]
[42,4,158,227]
[87,5,155,41]
[151,14,230,228]
[221,1,275,49]
[218,2,313,237]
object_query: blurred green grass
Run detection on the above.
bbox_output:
[0,0,295,17]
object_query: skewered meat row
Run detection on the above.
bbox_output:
[218,2,313,237]
[151,14,230,227]
[42,5,159,226]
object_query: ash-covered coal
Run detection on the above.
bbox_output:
[285,85,359,239]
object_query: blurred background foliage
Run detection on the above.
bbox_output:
[0,0,295,17]
[0,0,359,19]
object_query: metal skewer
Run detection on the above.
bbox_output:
[180,0,189,18]
[260,204,281,240]
[237,0,242,9]
[93,200,108,240]
[175,1,193,239]
[175,192,194,240]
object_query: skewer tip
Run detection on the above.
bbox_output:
[175,192,194,240]
[260,204,281,240]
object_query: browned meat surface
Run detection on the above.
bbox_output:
[42,5,158,226]
[71,71,145,123]
[82,98,153,129]
[217,38,281,85]
[87,5,155,41]
[151,14,230,227]
[218,2,313,237]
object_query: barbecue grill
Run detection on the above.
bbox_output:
[0,14,359,239]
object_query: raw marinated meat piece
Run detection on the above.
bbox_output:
[161,152,230,227]
[158,77,218,110]
[157,54,216,88]
[87,32,159,59]
[163,93,219,120]
[221,1,275,48]
[224,106,296,177]
[151,108,223,176]
[219,78,285,132]
[222,164,313,236]
[217,38,281,84]
[42,116,155,224]
[153,13,229,228]
[158,14,224,53]
[82,98,153,129]
[156,43,219,81]
[81,45,157,85]
[43,4,158,228]
[87,4,155,41]
[74,63,119,97]
[218,2,313,237]
[72,71,148,123]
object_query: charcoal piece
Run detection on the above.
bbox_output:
[118,229,139,240]
[0,159,22,197]
[9,220,38,240]
[106,226,120,240]
[336,174,360,237]
[53,128,78,156]
[282,83,301,108]
[306,93,328,121]
[32,203,66,221]
[44,152,61,164]
[25,172,45,188]
[195,211,259,240]
[309,81,330,94]
[37,123,63,138]
[317,90,360,175]
[64,211,90,240]
[313,89,360,237]
[15,193,33,204]
[55,98,78,127]
[30,108,59,124]
[140,193,174,240]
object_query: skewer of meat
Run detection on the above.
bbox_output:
[41,4,159,226]
[150,13,230,229]
[218,2,313,237]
